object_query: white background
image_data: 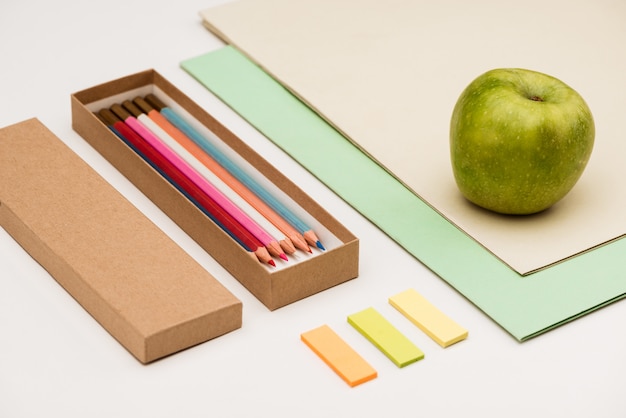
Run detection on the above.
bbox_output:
[1,1,624,417]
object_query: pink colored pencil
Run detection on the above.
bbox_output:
[133,97,312,254]
[110,104,287,261]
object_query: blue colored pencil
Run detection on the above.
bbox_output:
[146,94,325,250]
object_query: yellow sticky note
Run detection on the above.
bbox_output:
[389,288,468,347]
[301,325,377,387]
[348,307,424,367]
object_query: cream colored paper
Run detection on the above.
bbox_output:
[201,0,626,274]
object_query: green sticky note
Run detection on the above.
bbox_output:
[348,307,424,368]
[180,46,626,341]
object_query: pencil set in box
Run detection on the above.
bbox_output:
[97,94,318,267]
[71,70,359,310]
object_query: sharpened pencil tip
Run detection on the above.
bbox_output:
[315,241,326,251]
[268,259,276,267]
[279,253,289,261]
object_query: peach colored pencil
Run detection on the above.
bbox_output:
[134,96,312,254]
[124,100,295,256]
[100,107,276,268]
[112,102,287,262]
[145,94,325,251]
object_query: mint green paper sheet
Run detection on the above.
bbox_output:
[181,46,626,341]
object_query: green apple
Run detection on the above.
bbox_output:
[450,68,595,215]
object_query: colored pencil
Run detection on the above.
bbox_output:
[109,103,288,262]
[121,99,296,256]
[145,94,325,251]
[133,96,312,254]
[99,107,276,267]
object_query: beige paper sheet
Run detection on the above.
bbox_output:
[201,0,626,274]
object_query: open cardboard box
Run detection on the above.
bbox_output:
[71,70,359,311]
[0,119,243,364]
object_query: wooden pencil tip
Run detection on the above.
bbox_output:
[268,259,276,267]
[279,253,289,262]
[280,239,296,255]
[303,230,321,248]
[316,241,326,251]
[289,234,311,253]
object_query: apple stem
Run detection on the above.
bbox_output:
[529,95,544,102]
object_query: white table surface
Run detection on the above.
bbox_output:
[1,1,624,417]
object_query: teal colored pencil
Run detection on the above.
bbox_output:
[146,94,325,250]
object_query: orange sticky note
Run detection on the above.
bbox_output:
[301,325,377,387]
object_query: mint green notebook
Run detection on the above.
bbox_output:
[181,46,626,341]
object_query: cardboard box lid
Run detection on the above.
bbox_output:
[0,118,242,363]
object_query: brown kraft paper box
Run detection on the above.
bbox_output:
[0,118,243,364]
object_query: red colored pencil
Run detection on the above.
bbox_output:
[97,108,275,267]
[133,96,311,254]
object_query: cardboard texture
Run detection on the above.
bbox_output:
[0,119,242,364]
[71,70,359,311]
[199,0,626,276]
[179,46,626,341]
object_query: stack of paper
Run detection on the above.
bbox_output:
[182,0,626,340]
